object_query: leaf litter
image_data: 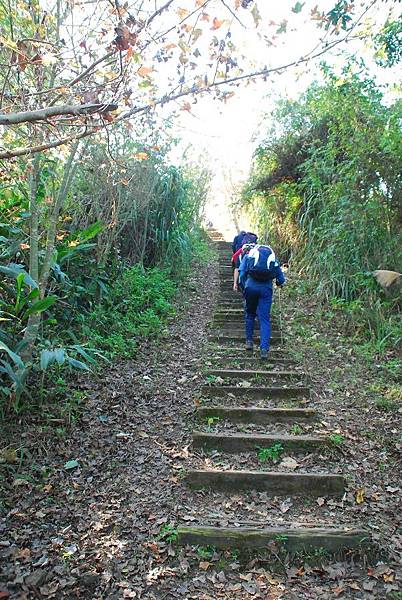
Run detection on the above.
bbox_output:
[0,259,401,598]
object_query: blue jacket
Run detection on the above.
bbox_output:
[239,250,285,289]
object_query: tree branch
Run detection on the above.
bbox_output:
[0,103,118,125]
[0,128,96,159]
[49,50,117,106]
[121,33,358,121]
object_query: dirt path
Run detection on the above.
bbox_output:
[1,235,401,599]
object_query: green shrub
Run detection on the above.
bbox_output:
[240,66,402,354]
[85,265,176,357]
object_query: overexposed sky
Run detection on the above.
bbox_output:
[162,0,398,235]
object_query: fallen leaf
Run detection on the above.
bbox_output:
[348,581,360,590]
[0,448,17,463]
[199,561,210,570]
[316,497,325,506]
[279,457,298,470]
[386,486,399,493]
[363,580,376,591]
[15,548,31,560]
[64,459,79,470]
[280,498,293,513]
[356,488,365,504]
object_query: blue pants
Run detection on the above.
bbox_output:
[244,280,273,351]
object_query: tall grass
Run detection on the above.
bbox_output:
[241,69,401,353]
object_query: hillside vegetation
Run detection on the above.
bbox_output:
[241,68,401,355]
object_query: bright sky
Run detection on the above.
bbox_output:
[56,0,398,238]
[163,0,398,237]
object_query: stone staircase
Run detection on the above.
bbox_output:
[177,230,369,556]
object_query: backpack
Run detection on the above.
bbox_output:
[247,245,278,282]
[237,232,257,250]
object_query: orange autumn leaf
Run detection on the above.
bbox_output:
[20,243,30,250]
[201,12,210,21]
[196,0,204,6]
[137,65,153,77]
[177,7,190,19]
[125,46,134,61]
[211,17,223,30]
[164,43,177,50]
[182,102,191,112]
[133,152,149,161]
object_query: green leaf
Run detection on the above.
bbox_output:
[292,2,305,13]
[251,4,261,27]
[64,459,79,470]
[71,345,97,365]
[67,357,91,371]
[40,348,66,370]
[23,296,57,318]
[77,221,104,242]
[276,20,287,34]
[0,264,38,288]
[0,341,24,368]
[27,288,40,301]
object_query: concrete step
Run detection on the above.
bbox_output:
[185,470,345,496]
[208,349,291,359]
[197,406,317,423]
[201,385,310,399]
[210,357,297,367]
[206,369,304,380]
[216,302,244,307]
[177,525,369,553]
[213,327,282,336]
[193,431,324,452]
[214,326,281,335]
[209,335,283,345]
[213,323,280,332]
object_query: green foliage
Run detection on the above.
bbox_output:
[83,265,176,357]
[0,125,208,416]
[257,443,284,462]
[159,523,178,543]
[197,545,216,560]
[242,66,402,353]
[205,416,220,431]
[329,433,345,446]
[290,423,303,435]
[374,19,402,68]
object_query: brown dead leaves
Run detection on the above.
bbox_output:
[113,25,137,51]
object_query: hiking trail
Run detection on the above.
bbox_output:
[2,230,401,599]
[177,231,368,554]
